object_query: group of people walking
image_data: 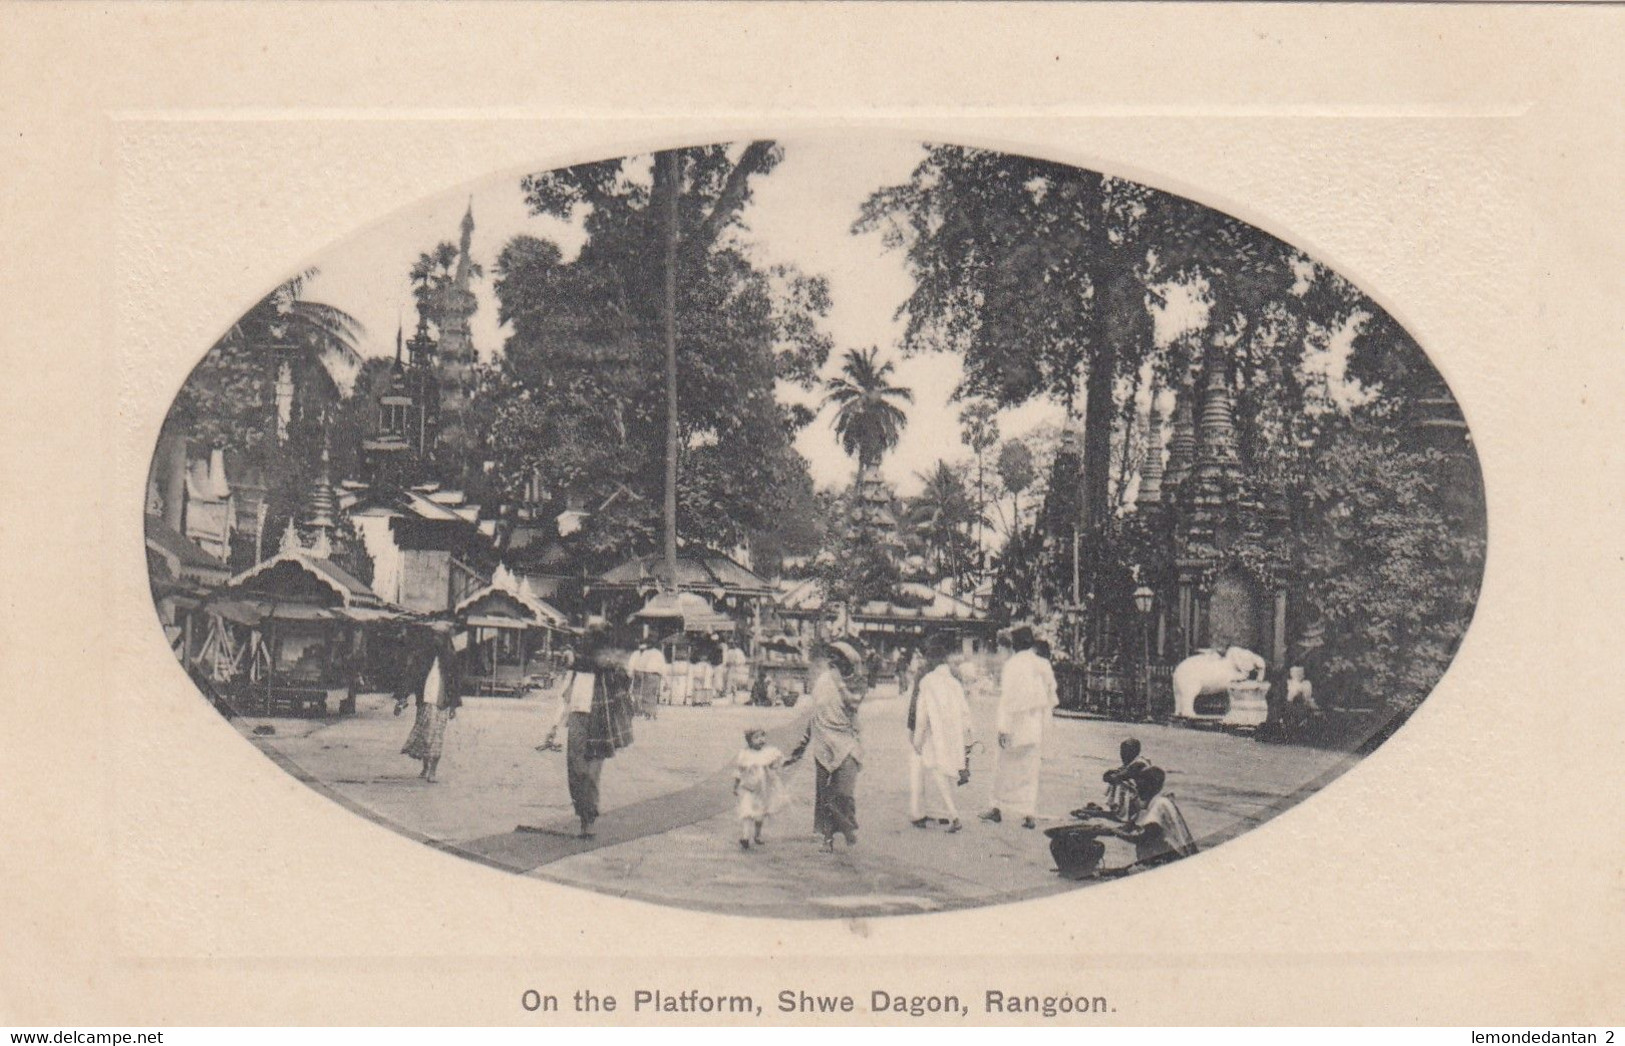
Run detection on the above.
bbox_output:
[760,625,1059,855]
[750,624,1199,880]
[388,615,1198,878]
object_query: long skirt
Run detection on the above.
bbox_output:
[402,703,449,762]
[992,743,1042,818]
[633,672,661,716]
[566,711,604,823]
[813,756,860,842]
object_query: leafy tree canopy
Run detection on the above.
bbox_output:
[481,144,833,569]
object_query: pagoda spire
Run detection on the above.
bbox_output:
[1195,343,1240,471]
[435,200,479,459]
[302,437,339,559]
[1162,377,1197,492]
[455,198,475,285]
[1138,391,1165,508]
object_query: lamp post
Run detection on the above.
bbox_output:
[1133,584,1155,719]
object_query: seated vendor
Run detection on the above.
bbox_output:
[1112,767,1199,868]
[1098,737,1153,821]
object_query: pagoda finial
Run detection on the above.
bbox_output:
[1138,391,1165,508]
[456,199,475,281]
[279,517,304,554]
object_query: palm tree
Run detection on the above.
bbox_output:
[823,347,913,472]
[217,268,364,378]
[409,243,484,325]
[156,268,363,530]
[907,461,985,584]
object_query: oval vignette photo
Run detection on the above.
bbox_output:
[143,140,1486,917]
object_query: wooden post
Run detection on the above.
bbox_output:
[1272,589,1288,671]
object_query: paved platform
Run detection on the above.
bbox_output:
[234,679,1357,918]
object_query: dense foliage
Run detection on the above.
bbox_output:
[480,144,834,572]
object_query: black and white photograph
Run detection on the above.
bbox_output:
[7,1,1624,1031]
[143,139,1485,917]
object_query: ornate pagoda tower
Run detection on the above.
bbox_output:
[434,202,479,452]
[1146,344,1292,668]
[361,317,440,486]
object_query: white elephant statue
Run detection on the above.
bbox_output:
[1172,646,1268,721]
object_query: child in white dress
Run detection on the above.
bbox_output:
[733,727,787,849]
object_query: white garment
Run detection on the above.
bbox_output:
[668,660,692,704]
[992,649,1053,817]
[992,744,1043,817]
[996,649,1055,749]
[566,671,597,713]
[735,745,787,820]
[638,649,669,676]
[422,657,444,708]
[913,666,972,774]
[1135,793,1198,859]
[909,750,961,822]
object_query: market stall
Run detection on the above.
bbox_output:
[454,576,569,697]
[194,550,405,717]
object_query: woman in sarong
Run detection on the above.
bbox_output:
[785,641,867,852]
[394,622,462,783]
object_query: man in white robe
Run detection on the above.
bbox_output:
[909,634,973,831]
[981,626,1057,829]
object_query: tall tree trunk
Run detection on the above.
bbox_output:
[1080,265,1135,534]
[1079,333,1116,534]
[656,150,681,588]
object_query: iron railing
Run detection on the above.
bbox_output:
[1055,660,1174,722]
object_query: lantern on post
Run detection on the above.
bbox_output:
[1133,584,1155,718]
